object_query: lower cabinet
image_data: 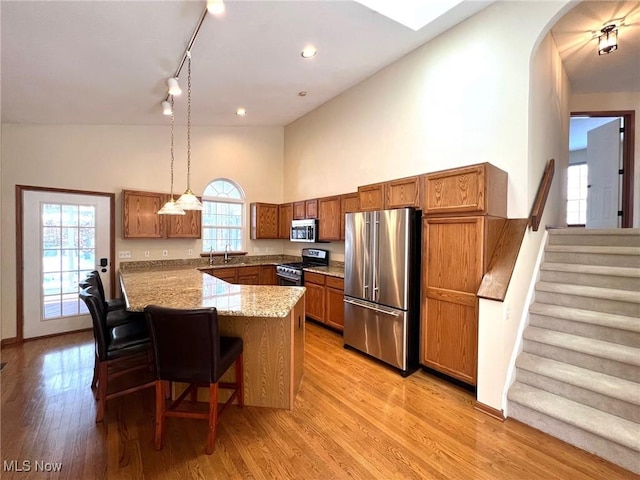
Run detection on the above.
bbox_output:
[324,276,344,331]
[203,265,275,285]
[304,272,344,332]
[304,272,325,322]
[237,266,260,285]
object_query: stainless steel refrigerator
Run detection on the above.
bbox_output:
[343,208,420,376]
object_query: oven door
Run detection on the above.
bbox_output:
[276,272,302,286]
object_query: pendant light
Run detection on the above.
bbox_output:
[158,96,186,215]
[175,51,204,211]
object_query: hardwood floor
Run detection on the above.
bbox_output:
[1,322,637,479]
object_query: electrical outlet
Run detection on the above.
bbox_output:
[118,251,131,259]
[144,250,150,258]
[188,249,193,256]
[162,250,168,257]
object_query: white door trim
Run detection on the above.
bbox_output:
[15,185,116,343]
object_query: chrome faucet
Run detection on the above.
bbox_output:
[224,244,230,264]
[209,246,214,266]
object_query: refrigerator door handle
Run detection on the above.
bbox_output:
[344,297,400,317]
[371,212,379,302]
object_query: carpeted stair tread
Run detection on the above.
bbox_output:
[536,281,640,304]
[540,262,640,278]
[516,352,640,406]
[548,228,640,236]
[524,327,640,366]
[529,303,640,333]
[545,245,640,255]
[508,383,640,452]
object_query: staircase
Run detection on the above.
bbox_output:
[508,228,640,475]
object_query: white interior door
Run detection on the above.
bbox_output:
[586,119,621,228]
[23,190,112,339]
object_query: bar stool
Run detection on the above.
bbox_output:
[144,305,244,454]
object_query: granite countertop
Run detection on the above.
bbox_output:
[303,265,344,278]
[119,268,305,318]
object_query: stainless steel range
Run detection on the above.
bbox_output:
[276,248,329,286]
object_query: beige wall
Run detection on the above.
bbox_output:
[284,1,572,410]
[570,92,640,227]
[478,30,572,412]
[1,124,284,340]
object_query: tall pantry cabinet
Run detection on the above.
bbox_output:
[420,163,507,386]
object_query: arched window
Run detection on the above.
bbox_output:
[201,179,245,252]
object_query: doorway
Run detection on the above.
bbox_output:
[16,186,116,341]
[568,111,635,228]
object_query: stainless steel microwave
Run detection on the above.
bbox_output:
[290,219,318,242]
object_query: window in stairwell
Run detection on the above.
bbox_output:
[567,163,588,226]
[201,179,245,252]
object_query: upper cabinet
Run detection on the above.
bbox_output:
[340,192,359,240]
[318,195,341,241]
[386,176,421,209]
[358,176,421,212]
[122,189,201,239]
[422,163,507,217]
[358,182,385,212]
[294,199,318,220]
[250,202,279,239]
[278,203,293,239]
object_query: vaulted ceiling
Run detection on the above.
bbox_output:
[2,1,638,128]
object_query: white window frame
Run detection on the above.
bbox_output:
[201,178,246,253]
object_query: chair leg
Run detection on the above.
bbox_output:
[91,352,99,390]
[154,380,165,451]
[190,385,198,403]
[206,383,219,455]
[96,362,108,423]
[236,354,244,407]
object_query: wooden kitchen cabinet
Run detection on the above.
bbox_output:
[165,201,202,238]
[386,176,421,209]
[122,190,164,239]
[259,265,277,285]
[324,276,345,331]
[207,267,237,283]
[420,215,505,386]
[237,265,260,285]
[340,192,359,240]
[293,199,318,220]
[278,203,293,239]
[293,201,306,220]
[318,195,341,241]
[250,202,279,239]
[304,272,326,322]
[422,163,507,217]
[122,189,202,239]
[358,182,385,212]
[305,199,318,219]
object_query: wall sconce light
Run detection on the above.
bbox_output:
[598,24,618,55]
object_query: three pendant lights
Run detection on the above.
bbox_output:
[159,0,226,215]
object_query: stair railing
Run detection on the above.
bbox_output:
[529,158,555,232]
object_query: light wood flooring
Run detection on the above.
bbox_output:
[1,322,637,479]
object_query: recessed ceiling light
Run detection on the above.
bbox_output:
[298,91,307,97]
[301,46,317,58]
[236,108,246,117]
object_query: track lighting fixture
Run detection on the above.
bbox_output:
[207,0,225,15]
[161,100,172,116]
[167,77,182,96]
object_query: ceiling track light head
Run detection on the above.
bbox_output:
[167,77,182,96]
[161,100,172,116]
[207,0,225,16]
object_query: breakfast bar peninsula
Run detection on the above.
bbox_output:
[119,267,305,410]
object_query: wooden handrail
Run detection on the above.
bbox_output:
[530,159,555,231]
